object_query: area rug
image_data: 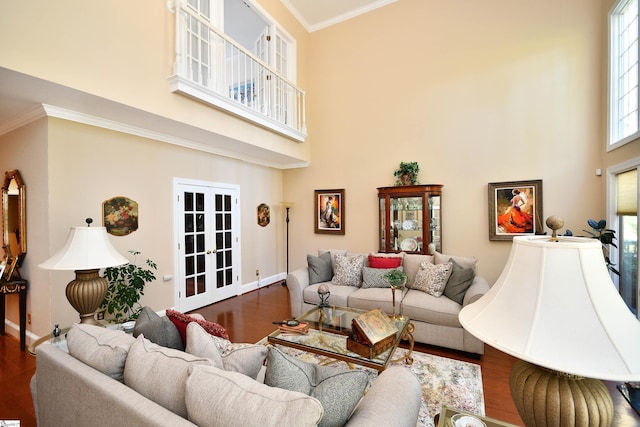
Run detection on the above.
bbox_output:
[269,344,485,427]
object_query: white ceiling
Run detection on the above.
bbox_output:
[281,0,397,32]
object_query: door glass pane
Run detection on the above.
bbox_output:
[196,192,205,211]
[185,213,194,232]
[186,256,194,275]
[197,254,205,273]
[620,215,638,316]
[186,277,195,297]
[197,276,206,294]
[196,213,205,232]
[184,192,193,211]
[196,234,205,252]
[185,235,194,254]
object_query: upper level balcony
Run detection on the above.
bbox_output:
[168,2,307,142]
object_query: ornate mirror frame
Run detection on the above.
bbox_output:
[2,170,26,265]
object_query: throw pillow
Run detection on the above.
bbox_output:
[331,254,365,287]
[166,308,229,347]
[66,324,136,382]
[307,252,333,284]
[264,347,368,427]
[443,258,476,304]
[185,322,267,380]
[133,306,183,350]
[185,364,324,427]
[368,255,403,269]
[411,261,453,297]
[124,335,213,418]
[362,266,404,289]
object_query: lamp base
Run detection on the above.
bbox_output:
[510,359,613,427]
[65,268,108,326]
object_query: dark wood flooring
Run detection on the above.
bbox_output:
[2,282,639,426]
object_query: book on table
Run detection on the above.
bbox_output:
[346,309,398,358]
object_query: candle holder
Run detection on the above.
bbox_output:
[317,283,330,308]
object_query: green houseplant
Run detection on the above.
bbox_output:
[393,162,420,186]
[383,269,408,286]
[566,219,619,276]
[100,251,157,323]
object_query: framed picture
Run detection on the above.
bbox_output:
[103,196,139,236]
[4,256,18,280]
[315,189,345,234]
[488,180,543,241]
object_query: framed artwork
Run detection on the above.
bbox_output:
[257,203,270,227]
[315,189,345,234]
[103,196,139,236]
[488,180,543,241]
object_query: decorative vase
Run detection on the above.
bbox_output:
[388,277,407,319]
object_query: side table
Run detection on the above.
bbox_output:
[436,405,520,427]
[0,278,28,350]
[28,327,70,356]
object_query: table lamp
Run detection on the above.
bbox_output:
[459,217,640,427]
[40,218,128,325]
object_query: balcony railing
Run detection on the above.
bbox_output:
[169,3,306,142]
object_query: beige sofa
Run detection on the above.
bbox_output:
[31,323,422,427]
[287,250,490,355]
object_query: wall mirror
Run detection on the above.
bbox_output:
[2,170,26,267]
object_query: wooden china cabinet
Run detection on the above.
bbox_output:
[377,184,443,255]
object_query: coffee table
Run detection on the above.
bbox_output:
[267,305,414,372]
[435,405,520,427]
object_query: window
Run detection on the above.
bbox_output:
[609,0,640,149]
[609,161,639,319]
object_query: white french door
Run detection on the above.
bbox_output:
[174,179,240,312]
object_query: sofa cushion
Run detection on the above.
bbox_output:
[361,266,400,288]
[368,254,403,268]
[124,335,213,418]
[265,347,368,427]
[133,306,183,350]
[443,258,476,304]
[348,287,407,314]
[434,251,478,273]
[185,322,267,380]
[166,308,229,347]
[331,254,366,287]
[303,282,359,307]
[410,261,453,297]
[66,323,136,382]
[401,289,462,328]
[185,364,324,427]
[307,252,333,284]
[402,254,434,287]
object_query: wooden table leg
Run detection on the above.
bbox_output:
[19,284,26,350]
[0,292,5,336]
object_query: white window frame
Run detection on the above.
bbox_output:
[609,0,640,151]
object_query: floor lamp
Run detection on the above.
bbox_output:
[40,219,128,325]
[459,218,640,427]
[282,202,294,286]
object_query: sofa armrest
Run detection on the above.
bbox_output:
[462,276,491,306]
[286,267,310,317]
[346,366,421,427]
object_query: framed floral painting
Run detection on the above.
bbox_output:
[103,196,139,236]
[315,189,345,234]
[488,180,543,241]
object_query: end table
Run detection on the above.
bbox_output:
[0,278,28,350]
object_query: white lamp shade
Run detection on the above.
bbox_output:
[459,236,640,381]
[39,226,128,270]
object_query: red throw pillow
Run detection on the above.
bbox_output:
[165,309,229,346]
[368,255,402,268]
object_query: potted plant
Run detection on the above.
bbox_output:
[393,162,420,186]
[99,251,157,323]
[565,219,619,276]
[383,269,408,287]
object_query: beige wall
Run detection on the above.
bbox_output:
[284,0,608,283]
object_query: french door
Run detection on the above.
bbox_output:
[174,179,240,312]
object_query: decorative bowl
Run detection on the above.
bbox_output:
[451,414,486,427]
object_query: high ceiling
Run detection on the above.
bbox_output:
[281,0,397,32]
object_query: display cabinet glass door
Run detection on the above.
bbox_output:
[429,195,441,253]
[391,196,423,252]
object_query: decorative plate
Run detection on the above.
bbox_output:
[400,237,418,252]
[402,219,416,230]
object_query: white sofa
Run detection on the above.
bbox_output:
[31,323,422,427]
[287,250,490,355]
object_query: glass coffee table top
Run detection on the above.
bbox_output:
[267,305,413,371]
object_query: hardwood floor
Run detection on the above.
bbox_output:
[3,282,639,426]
